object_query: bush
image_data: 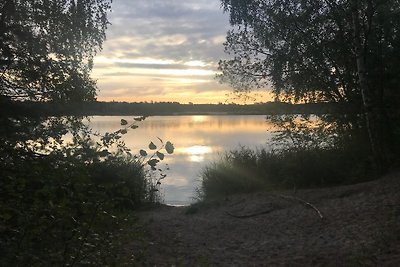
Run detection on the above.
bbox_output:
[0,116,165,266]
[0,147,154,266]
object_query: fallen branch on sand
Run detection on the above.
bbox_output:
[225,194,324,220]
[275,194,324,219]
[225,208,275,219]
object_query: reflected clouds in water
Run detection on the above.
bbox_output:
[87,115,275,205]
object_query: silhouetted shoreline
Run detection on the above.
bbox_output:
[3,98,357,117]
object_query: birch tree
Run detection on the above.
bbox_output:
[219,0,400,171]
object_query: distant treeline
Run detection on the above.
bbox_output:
[2,98,358,117]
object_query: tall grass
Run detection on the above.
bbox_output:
[199,114,380,200]
[200,146,374,200]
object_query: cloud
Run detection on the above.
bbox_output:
[104,3,230,61]
[98,0,230,62]
[114,62,191,70]
[93,0,270,103]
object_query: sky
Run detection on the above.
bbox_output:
[91,0,271,104]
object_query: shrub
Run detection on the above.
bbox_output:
[0,116,169,265]
[0,147,153,266]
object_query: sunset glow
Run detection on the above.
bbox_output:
[91,0,272,104]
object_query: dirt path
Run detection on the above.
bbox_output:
[131,173,400,266]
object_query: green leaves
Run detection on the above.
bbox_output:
[98,149,110,157]
[1,0,112,101]
[156,151,164,160]
[147,159,160,167]
[136,138,174,190]
[0,125,150,266]
[165,141,174,154]
[117,118,142,137]
[148,142,157,150]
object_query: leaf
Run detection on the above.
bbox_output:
[165,141,174,154]
[131,125,139,129]
[98,149,109,157]
[149,142,157,150]
[120,119,128,125]
[156,151,164,160]
[134,116,147,121]
[147,158,159,167]
[120,129,127,134]
[139,149,147,156]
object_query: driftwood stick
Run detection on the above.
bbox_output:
[276,194,324,219]
[225,208,275,219]
[224,194,324,219]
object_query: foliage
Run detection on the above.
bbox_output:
[218,0,400,169]
[201,147,267,198]
[0,0,112,101]
[0,114,175,265]
[200,113,374,200]
[270,114,337,150]
[219,0,400,103]
[0,1,176,265]
[115,116,175,202]
[200,144,372,200]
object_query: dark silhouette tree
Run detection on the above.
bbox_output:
[219,0,400,171]
[0,0,111,102]
[0,4,177,265]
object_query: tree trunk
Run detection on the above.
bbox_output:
[351,2,385,173]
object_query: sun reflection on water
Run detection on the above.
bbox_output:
[184,145,212,162]
[87,115,274,205]
[192,115,208,123]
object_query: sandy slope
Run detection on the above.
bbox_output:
[131,172,400,266]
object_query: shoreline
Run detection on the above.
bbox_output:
[130,172,400,266]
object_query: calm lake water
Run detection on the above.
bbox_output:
[88,115,276,205]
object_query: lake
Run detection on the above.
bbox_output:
[88,115,276,205]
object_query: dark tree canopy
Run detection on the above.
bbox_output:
[0,2,170,264]
[219,0,400,168]
[219,0,400,104]
[0,0,112,102]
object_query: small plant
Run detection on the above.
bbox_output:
[117,117,175,199]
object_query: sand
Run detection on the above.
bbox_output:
[130,172,400,266]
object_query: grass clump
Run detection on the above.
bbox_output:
[199,114,381,200]
[200,146,373,200]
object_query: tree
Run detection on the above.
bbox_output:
[0,0,112,102]
[0,1,147,264]
[219,0,400,171]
